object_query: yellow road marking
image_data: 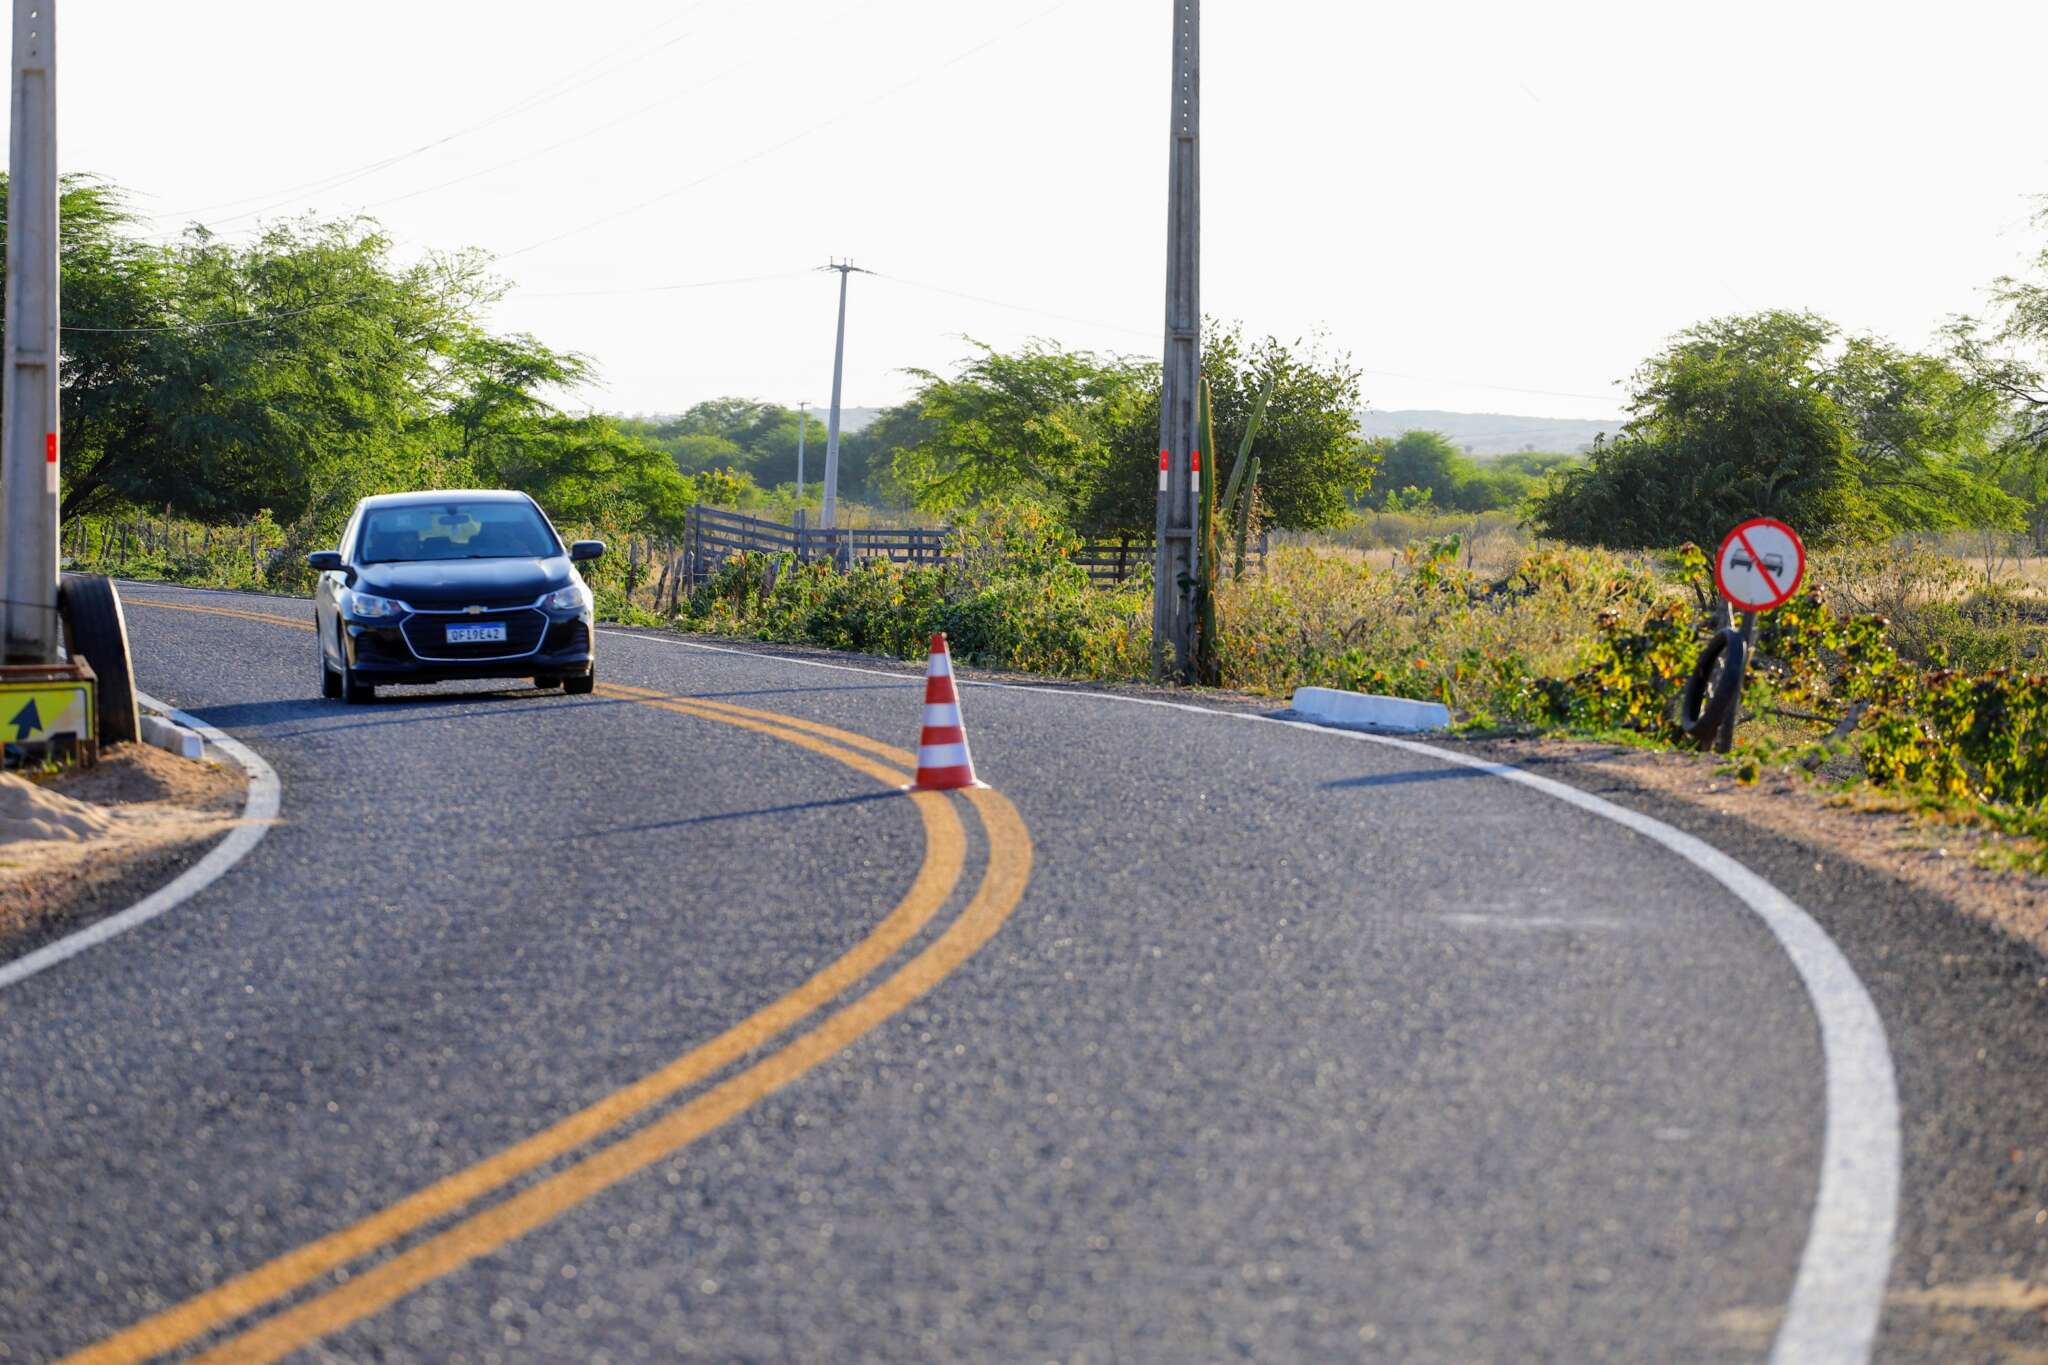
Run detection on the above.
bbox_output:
[191,784,1031,1365]
[125,599,315,632]
[66,610,1031,1364]
[599,681,918,767]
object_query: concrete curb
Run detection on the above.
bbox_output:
[139,711,206,761]
[1288,686,1450,733]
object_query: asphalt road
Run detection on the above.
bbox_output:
[3,583,2046,1363]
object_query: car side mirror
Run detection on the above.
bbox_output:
[307,550,355,584]
[570,540,606,563]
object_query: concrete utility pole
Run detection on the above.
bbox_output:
[1,0,59,664]
[1152,0,1200,682]
[795,400,808,504]
[818,260,870,531]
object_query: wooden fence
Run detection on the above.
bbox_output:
[673,506,1266,591]
[62,516,280,577]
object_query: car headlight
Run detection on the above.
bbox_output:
[543,582,592,613]
[346,591,409,619]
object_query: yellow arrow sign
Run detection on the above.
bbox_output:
[0,682,94,745]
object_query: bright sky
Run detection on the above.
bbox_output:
[28,0,2048,424]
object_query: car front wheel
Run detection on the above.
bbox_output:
[564,671,595,696]
[320,625,344,699]
[336,626,375,704]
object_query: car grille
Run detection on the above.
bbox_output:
[400,608,548,661]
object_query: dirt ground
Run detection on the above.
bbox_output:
[0,742,249,959]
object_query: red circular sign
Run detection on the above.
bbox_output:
[1713,517,1806,612]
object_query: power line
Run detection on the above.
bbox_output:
[1354,367,1620,403]
[871,272,1151,340]
[515,269,813,300]
[61,296,374,335]
[354,0,882,219]
[138,0,733,230]
[871,272,1624,406]
[505,0,1075,259]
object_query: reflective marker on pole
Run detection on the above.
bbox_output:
[1158,449,1169,493]
[1191,446,1201,499]
[45,431,56,493]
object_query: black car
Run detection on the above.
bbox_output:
[309,491,603,703]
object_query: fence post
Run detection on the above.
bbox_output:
[689,508,704,593]
[794,507,808,564]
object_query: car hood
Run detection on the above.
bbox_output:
[357,557,572,610]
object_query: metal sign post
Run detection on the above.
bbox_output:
[1151,0,1200,682]
[1681,518,1809,752]
[0,0,60,664]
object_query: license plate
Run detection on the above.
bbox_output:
[445,622,507,644]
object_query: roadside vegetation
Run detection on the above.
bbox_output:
[22,175,2048,868]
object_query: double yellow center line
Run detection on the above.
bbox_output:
[81,599,1033,1363]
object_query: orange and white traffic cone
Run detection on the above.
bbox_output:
[911,633,984,790]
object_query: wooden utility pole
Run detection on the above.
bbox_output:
[1152,0,1200,682]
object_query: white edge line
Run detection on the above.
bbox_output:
[0,691,281,993]
[604,628,1900,1364]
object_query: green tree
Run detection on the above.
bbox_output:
[893,340,1148,518]
[0,177,701,556]
[1373,430,1467,508]
[1949,202,2048,549]
[1087,325,1371,535]
[1533,311,2016,549]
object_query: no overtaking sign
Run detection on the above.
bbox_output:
[1714,517,1806,613]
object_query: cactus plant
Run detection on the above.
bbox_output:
[1215,376,1274,580]
[1194,377,1221,685]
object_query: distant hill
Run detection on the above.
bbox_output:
[621,405,884,433]
[824,407,882,433]
[1359,409,1624,456]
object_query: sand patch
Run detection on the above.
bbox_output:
[0,743,250,955]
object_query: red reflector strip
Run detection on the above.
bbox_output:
[45,433,57,462]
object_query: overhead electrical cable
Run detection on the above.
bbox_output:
[358,0,879,216]
[505,0,1076,259]
[138,0,732,230]
[516,269,815,299]
[871,271,1152,340]
[61,296,376,335]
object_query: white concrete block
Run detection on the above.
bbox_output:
[1289,686,1450,734]
[140,714,206,761]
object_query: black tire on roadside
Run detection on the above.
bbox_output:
[57,573,140,744]
[564,672,595,696]
[1679,627,1746,746]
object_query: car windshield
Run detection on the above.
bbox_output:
[357,501,559,564]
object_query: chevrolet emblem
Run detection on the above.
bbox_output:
[465,605,483,615]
